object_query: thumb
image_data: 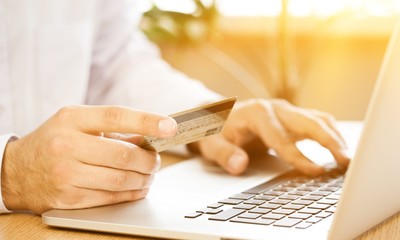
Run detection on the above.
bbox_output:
[198,135,249,175]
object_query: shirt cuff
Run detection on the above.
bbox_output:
[0,134,18,213]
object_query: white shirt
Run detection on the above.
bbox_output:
[0,0,221,213]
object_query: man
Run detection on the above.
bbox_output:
[0,0,349,215]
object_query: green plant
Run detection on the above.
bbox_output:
[140,0,218,45]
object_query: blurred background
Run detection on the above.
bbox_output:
[138,0,399,120]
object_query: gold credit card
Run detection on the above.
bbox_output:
[141,97,237,152]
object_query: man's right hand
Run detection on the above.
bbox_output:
[1,105,177,214]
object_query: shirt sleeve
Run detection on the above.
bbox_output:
[0,134,17,214]
[85,0,223,115]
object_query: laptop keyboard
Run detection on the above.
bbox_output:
[185,166,345,229]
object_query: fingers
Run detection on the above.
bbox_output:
[276,144,325,176]
[69,162,154,191]
[271,101,350,167]
[71,134,160,174]
[55,105,177,137]
[198,135,249,175]
[103,132,143,146]
[308,109,347,147]
[54,187,149,211]
[245,102,325,176]
[7,104,173,214]
[197,99,350,176]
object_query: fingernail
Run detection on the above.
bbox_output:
[154,154,161,172]
[228,152,246,174]
[158,118,177,136]
[148,174,155,186]
[140,188,150,198]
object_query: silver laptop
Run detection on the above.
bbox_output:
[42,22,400,240]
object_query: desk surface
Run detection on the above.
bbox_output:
[0,153,399,240]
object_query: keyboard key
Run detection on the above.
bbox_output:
[306,216,322,224]
[288,191,309,196]
[262,213,286,220]
[334,189,342,195]
[305,182,326,187]
[273,218,302,227]
[264,191,285,196]
[259,203,281,209]
[318,198,338,205]
[274,186,294,192]
[196,208,222,214]
[282,182,303,188]
[295,222,313,229]
[271,208,295,215]
[315,211,332,218]
[289,213,312,220]
[308,203,330,210]
[230,193,255,200]
[278,195,299,201]
[243,199,266,205]
[320,187,340,192]
[325,194,340,200]
[242,173,292,194]
[185,212,202,219]
[282,204,304,210]
[209,209,245,221]
[310,191,331,197]
[298,208,321,215]
[269,199,291,205]
[291,199,314,206]
[325,206,337,213]
[254,195,275,201]
[218,198,243,205]
[328,183,343,188]
[297,186,318,192]
[207,203,223,209]
[301,195,323,201]
[207,208,223,214]
[230,217,275,226]
[238,212,262,219]
[233,203,256,210]
[249,207,271,214]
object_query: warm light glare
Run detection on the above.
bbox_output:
[138,0,400,17]
[216,0,282,17]
[395,1,400,13]
[216,0,400,17]
[288,0,313,17]
[153,0,197,14]
[364,1,392,17]
[313,0,347,17]
[137,0,152,13]
[200,0,215,8]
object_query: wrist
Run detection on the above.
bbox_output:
[2,138,23,211]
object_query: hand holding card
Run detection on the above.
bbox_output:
[141,97,237,152]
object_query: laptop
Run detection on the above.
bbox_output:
[42,22,400,240]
